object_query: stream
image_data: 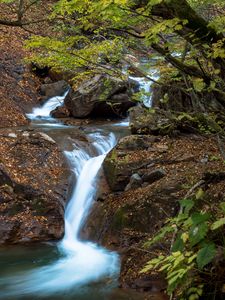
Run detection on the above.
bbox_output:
[0,64,165,299]
[0,93,145,300]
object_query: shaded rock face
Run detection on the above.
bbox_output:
[40,80,70,102]
[0,129,71,244]
[129,106,225,136]
[151,80,224,112]
[129,107,175,136]
[83,133,225,289]
[64,74,136,118]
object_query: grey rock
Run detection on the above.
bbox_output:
[64,74,136,118]
[125,173,142,191]
[40,80,70,100]
[142,169,166,184]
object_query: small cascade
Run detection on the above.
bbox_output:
[122,57,159,108]
[26,91,68,120]
[129,69,159,108]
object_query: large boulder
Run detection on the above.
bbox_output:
[0,129,71,244]
[129,107,175,135]
[64,74,136,118]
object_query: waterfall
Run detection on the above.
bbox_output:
[0,93,120,298]
[62,132,116,243]
[0,131,119,298]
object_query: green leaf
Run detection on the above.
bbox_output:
[220,202,225,214]
[144,225,174,247]
[191,212,210,226]
[193,78,206,92]
[211,217,225,230]
[172,233,184,252]
[179,199,195,214]
[195,188,204,200]
[189,223,208,247]
[196,243,216,270]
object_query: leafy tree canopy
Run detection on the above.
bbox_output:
[1,0,225,109]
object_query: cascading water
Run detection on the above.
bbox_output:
[123,58,159,108]
[26,92,68,120]
[0,93,120,299]
[129,69,159,108]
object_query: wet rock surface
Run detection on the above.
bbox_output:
[0,129,71,244]
[64,74,136,118]
[50,105,71,118]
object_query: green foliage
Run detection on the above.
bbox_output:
[142,191,225,299]
[0,0,14,3]
[192,78,206,92]
[2,0,224,106]
[26,35,124,84]
[144,18,187,45]
[17,0,225,105]
[196,243,216,270]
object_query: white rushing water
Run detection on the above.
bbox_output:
[129,69,159,108]
[0,94,120,298]
[26,91,68,120]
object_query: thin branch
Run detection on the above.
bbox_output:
[0,18,48,27]
[18,0,25,22]
[108,27,145,39]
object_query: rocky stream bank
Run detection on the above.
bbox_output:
[82,108,225,298]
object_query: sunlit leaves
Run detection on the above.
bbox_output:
[26,34,123,83]
[193,78,206,92]
[144,18,187,45]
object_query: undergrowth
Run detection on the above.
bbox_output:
[141,187,225,299]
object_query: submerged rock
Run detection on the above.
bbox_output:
[0,129,71,244]
[64,74,136,118]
